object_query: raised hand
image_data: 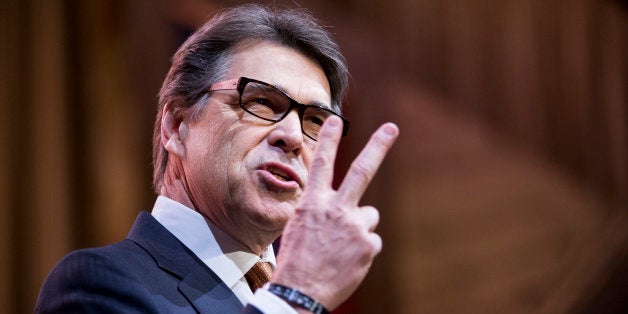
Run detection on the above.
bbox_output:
[272,116,399,310]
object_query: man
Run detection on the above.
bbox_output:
[35,4,398,313]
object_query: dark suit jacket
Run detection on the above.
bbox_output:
[35,211,264,313]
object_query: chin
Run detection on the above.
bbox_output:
[249,200,295,230]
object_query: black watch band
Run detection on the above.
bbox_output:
[266,283,330,314]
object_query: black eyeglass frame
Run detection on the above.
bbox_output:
[210,77,350,141]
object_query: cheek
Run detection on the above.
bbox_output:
[185,121,235,176]
[222,125,263,171]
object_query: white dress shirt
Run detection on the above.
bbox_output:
[151,196,296,314]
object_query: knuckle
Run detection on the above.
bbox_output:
[363,205,378,215]
[373,130,392,147]
[350,161,373,182]
[311,154,331,170]
[368,208,380,224]
[357,206,379,225]
[369,233,382,253]
[357,234,381,265]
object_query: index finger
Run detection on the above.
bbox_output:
[305,116,344,191]
[338,123,399,203]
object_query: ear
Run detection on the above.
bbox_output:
[161,102,189,159]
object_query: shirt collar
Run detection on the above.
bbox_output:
[151,196,276,288]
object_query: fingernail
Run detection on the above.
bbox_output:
[383,123,398,137]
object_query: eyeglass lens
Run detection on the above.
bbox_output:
[240,81,337,140]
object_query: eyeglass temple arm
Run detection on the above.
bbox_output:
[208,78,240,91]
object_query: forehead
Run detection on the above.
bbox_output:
[225,41,332,107]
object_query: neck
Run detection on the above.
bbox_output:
[160,164,279,256]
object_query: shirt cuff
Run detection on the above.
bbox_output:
[248,287,298,314]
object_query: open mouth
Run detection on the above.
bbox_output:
[273,173,290,181]
[258,162,302,190]
[269,169,292,182]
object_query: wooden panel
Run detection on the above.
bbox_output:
[26,0,72,308]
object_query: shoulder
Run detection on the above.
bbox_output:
[53,240,152,280]
[35,240,164,313]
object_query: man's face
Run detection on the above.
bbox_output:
[181,42,332,246]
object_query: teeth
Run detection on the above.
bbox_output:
[272,172,290,181]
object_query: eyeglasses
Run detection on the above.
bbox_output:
[208,77,349,141]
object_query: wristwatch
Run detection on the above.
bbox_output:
[266,283,330,314]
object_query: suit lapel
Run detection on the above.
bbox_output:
[179,267,244,313]
[127,211,243,313]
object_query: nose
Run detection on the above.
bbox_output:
[267,110,304,154]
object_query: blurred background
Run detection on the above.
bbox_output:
[1,0,627,313]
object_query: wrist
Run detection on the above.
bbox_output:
[264,283,330,314]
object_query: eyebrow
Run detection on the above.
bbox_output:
[272,82,333,110]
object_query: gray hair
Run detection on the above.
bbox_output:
[153,4,349,193]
